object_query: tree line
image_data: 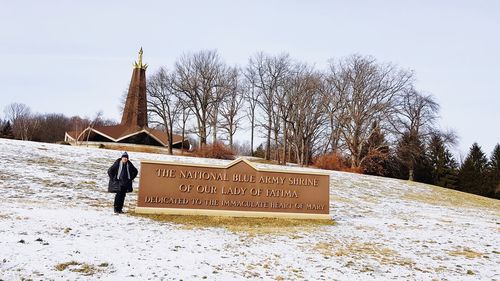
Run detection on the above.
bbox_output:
[143,50,498,198]
[146,50,440,168]
[0,103,115,143]
[1,50,498,199]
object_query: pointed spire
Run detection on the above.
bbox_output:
[134,47,148,69]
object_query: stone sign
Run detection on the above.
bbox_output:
[135,158,330,219]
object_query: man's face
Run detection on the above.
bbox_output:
[121,157,128,163]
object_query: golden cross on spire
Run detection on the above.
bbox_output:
[134,47,148,69]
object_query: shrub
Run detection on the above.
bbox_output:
[314,153,345,171]
[314,152,363,174]
[192,142,235,160]
[360,150,388,176]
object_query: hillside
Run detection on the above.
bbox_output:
[0,138,498,280]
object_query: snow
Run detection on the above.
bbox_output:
[0,138,498,280]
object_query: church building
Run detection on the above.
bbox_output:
[65,49,189,150]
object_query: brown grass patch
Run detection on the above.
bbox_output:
[130,212,334,235]
[314,241,414,267]
[402,185,500,211]
[330,195,354,204]
[54,261,99,276]
[448,247,484,259]
[0,213,10,220]
[55,261,80,271]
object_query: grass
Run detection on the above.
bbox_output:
[448,247,484,259]
[0,213,10,220]
[329,195,354,204]
[129,212,335,235]
[54,261,99,276]
[54,261,80,271]
[402,184,500,211]
[314,241,415,267]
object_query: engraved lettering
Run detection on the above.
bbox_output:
[266,188,298,198]
[221,186,247,195]
[259,176,286,185]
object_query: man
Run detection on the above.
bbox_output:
[107,152,138,214]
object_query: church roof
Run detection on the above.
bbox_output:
[65,125,185,147]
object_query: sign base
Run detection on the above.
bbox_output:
[135,207,331,220]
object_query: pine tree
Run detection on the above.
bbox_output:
[428,134,458,188]
[360,121,389,176]
[458,143,489,196]
[396,131,433,182]
[396,131,423,181]
[0,121,14,139]
[487,144,500,198]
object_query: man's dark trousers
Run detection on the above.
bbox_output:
[114,188,126,212]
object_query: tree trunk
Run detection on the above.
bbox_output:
[212,122,217,144]
[181,123,186,154]
[408,169,414,181]
[250,112,255,156]
[168,123,174,155]
[199,121,207,147]
[266,117,271,160]
[274,129,280,164]
[229,132,233,149]
[283,120,287,165]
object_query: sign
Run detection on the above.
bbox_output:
[135,158,330,219]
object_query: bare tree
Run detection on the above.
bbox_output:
[208,65,236,144]
[247,52,291,160]
[287,68,327,166]
[147,67,183,154]
[392,88,439,137]
[84,111,104,145]
[242,64,262,156]
[322,74,346,154]
[219,67,244,148]
[173,50,229,147]
[278,63,307,164]
[392,89,440,180]
[4,103,36,140]
[175,102,192,152]
[328,55,413,168]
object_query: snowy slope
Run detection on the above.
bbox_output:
[0,138,498,280]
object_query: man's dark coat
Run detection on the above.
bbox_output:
[107,158,138,193]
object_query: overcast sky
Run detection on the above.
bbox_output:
[0,0,498,157]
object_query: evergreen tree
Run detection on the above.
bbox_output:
[413,152,434,184]
[487,144,500,198]
[0,121,14,139]
[458,143,489,196]
[396,131,431,182]
[428,134,458,188]
[360,121,389,176]
[396,132,419,180]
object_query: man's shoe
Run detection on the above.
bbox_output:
[114,210,124,214]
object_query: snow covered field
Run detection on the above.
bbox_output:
[0,138,498,280]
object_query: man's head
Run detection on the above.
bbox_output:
[121,152,129,163]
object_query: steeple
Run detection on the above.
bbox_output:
[121,48,148,128]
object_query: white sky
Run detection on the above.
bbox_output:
[0,0,499,157]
